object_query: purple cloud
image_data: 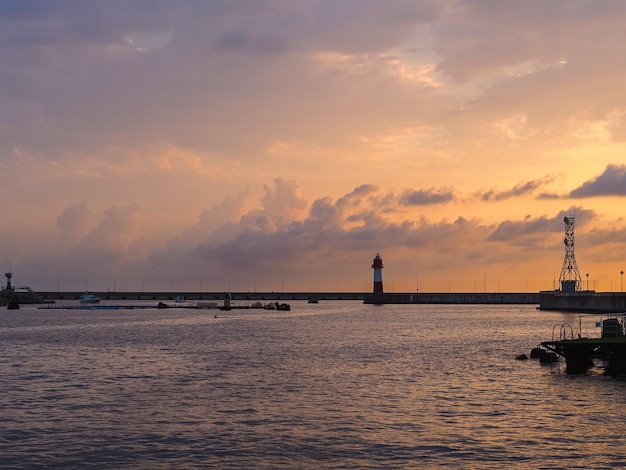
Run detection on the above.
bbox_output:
[479,177,553,201]
[570,164,626,197]
[400,188,454,206]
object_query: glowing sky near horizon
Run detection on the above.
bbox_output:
[2,0,626,293]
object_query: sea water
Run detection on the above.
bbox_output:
[1,301,626,469]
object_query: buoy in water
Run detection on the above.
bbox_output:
[516,353,529,360]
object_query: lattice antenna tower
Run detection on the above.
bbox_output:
[559,216,582,292]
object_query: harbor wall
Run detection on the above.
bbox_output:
[363,292,540,304]
[37,291,365,302]
[35,291,540,304]
[538,290,626,313]
[27,291,626,311]
[21,287,626,311]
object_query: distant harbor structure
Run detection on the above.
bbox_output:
[536,218,626,374]
[539,213,626,312]
[371,253,384,295]
[1,271,43,307]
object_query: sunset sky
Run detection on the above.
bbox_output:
[2,0,626,293]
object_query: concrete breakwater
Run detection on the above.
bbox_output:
[364,292,540,304]
[539,291,626,313]
[38,291,365,302]
[33,290,626,312]
[38,291,540,304]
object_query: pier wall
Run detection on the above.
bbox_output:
[28,291,626,311]
[37,291,366,302]
[37,291,540,304]
[364,292,540,304]
[539,291,626,313]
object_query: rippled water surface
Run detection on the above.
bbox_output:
[2,301,626,468]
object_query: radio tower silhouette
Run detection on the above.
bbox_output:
[559,215,582,292]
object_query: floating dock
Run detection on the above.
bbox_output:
[540,315,626,375]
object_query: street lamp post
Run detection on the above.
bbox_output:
[586,273,589,291]
[621,270,624,292]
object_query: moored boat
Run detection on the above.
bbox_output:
[79,292,101,304]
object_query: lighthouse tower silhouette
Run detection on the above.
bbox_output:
[371,253,384,294]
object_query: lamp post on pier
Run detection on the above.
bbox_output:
[621,270,624,292]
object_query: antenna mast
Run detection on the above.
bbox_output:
[559,215,582,292]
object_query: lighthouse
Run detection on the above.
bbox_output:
[371,253,384,294]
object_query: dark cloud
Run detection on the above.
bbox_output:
[173,183,496,287]
[488,215,555,244]
[336,184,379,208]
[189,183,383,271]
[400,188,454,205]
[570,164,626,198]
[479,177,553,201]
[488,207,596,243]
[537,192,562,200]
[177,194,609,292]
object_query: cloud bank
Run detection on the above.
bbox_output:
[2,1,626,292]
